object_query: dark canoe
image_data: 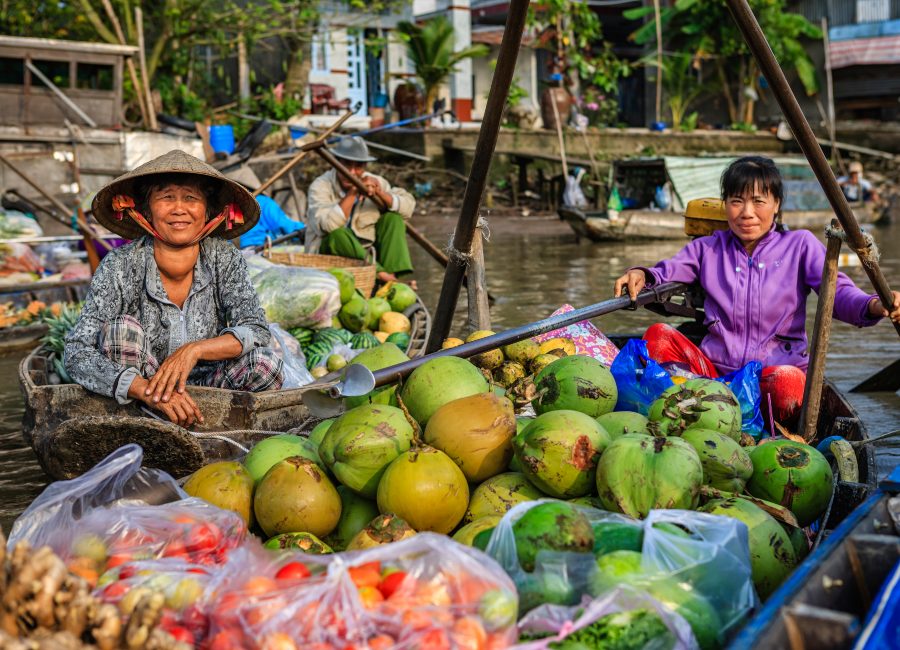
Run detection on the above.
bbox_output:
[0,322,49,354]
[558,205,871,243]
[729,467,900,649]
[18,298,431,481]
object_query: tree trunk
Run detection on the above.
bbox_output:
[715,59,738,124]
[238,32,250,101]
[284,33,312,104]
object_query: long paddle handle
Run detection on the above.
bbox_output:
[253,103,361,197]
[725,0,899,338]
[372,281,689,387]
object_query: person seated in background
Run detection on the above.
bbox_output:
[65,150,284,428]
[305,137,416,284]
[239,194,306,249]
[838,161,880,205]
[614,156,899,426]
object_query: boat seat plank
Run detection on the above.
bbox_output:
[782,603,861,649]
[846,534,900,610]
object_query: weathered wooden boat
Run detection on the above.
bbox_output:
[560,156,872,242]
[0,322,49,354]
[18,296,431,481]
[728,465,900,649]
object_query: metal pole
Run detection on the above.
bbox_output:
[725,0,900,338]
[427,0,531,352]
[375,282,688,386]
[798,222,841,440]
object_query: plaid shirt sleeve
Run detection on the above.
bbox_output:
[63,248,135,400]
[213,241,271,354]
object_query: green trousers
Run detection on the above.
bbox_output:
[319,211,413,276]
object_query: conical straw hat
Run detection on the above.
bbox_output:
[92,149,260,240]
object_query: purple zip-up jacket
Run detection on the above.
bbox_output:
[639,227,880,374]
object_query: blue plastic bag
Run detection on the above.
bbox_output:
[717,361,764,439]
[611,339,674,415]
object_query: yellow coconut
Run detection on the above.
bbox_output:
[539,337,576,356]
[424,392,516,482]
[466,330,504,370]
[183,461,255,527]
[346,513,417,550]
[373,331,390,343]
[380,312,411,335]
[377,446,469,534]
[375,281,394,299]
[442,337,465,349]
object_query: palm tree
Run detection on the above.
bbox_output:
[396,17,489,114]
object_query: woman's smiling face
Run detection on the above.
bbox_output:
[725,183,780,248]
[148,183,208,245]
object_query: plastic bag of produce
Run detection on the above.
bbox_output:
[0,241,43,275]
[515,585,698,650]
[205,533,519,649]
[532,304,619,366]
[252,264,341,329]
[611,338,674,414]
[269,323,314,388]
[716,361,764,438]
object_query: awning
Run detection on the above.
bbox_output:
[828,19,900,69]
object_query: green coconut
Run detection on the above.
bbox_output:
[681,428,754,492]
[747,440,834,527]
[589,549,645,595]
[514,410,611,498]
[399,356,489,425]
[452,515,502,546]
[648,380,742,440]
[386,282,417,312]
[323,485,380,551]
[781,523,810,562]
[569,495,606,510]
[596,434,703,518]
[529,354,559,375]
[515,417,534,435]
[643,578,722,650]
[307,419,334,450]
[532,355,618,417]
[319,404,415,498]
[699,497,797,599]
[253,457,342,538]
[596,411,651,439]
[243,435,322,484]
[263,532,333,554]
[366,296,392,331]
[338,291,369,333]
[512,501,595,572]
[344,343,409,409]
[327,268,356,304]
[591,522,643,557]
[464,472,544,523]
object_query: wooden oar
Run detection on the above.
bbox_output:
[371,281,689,387]
[850,359,900,393]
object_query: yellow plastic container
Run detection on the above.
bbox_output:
[683,198,728,237]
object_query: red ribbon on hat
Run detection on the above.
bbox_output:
[111,194,244,246]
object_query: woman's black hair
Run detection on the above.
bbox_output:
[135,173,220,219]
[721,156,784,217]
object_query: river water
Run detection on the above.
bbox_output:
[1,213,898,532]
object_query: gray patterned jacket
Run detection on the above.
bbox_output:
[64,236,271,403]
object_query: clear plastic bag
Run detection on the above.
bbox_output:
[515,586,698,650]
[252,264,341,329]
[484,500,757,647]
[205,533,520,649]
[611,339,674,414]
[269,323,315,388]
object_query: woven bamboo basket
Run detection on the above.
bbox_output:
[265,250,377,298]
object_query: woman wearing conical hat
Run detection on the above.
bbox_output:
[64,150,284,426]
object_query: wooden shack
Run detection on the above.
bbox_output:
[0,36,137,128]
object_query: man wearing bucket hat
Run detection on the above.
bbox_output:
[306,136,416,282]
[838,161,880,205]
[64,150,284,427]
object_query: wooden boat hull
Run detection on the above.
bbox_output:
[0,322,48,354]
[729,467,900,649]
[559,206,873,243]
[19,298,432,481]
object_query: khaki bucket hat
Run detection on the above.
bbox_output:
[92,149,260,241]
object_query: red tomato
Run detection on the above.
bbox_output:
[377,570,408,599]
[418,628,452,650]
[161,538,188,558]
[163,624,194,645]
[184,522,222,554]
[105,553,132,570]
[275,561,311,581]
[100,580,130,602]
[207,628,247,650]
[356,586,385,609]
[347,561,381,589]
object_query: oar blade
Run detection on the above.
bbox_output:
[850,359,900,393]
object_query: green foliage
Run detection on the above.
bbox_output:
[580,88,619,127]
[625,0,821,124]
[639,52,709,130]
[396,16,489,112]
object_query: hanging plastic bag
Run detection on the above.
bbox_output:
[269,323,315,388]
[716,361,764,438]
[610,338,674,414]
[252,264,341,329]
[532,304,619,367]
[205,533,519,649]
[515,585,698,650]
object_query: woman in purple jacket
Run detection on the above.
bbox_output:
[614,156,900,424]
